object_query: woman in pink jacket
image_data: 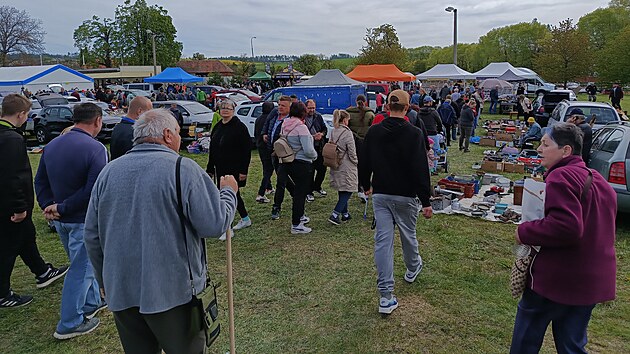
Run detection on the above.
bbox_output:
[510,123,617,354]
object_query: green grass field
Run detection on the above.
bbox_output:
[1,110,628,353]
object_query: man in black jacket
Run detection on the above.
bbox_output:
[0,94,67,309]
[254,102,276,203]
[110,96,152,160]
[360,90,432,315]
[418,96,444,145]
[305,99,328,201]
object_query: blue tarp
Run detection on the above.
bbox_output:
[144,67,203,83]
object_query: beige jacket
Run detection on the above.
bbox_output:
[328,125,358,192]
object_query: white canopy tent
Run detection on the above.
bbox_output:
[416,64,476,81]
[473,62,538,80]
[0,65,94,93]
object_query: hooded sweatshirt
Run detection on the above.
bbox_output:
[418,106,443,135]
[360,117,431,207]
[280,117,317,163]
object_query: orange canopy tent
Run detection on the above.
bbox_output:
[346,64,415,82]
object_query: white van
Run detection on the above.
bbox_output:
[123,83,162,92]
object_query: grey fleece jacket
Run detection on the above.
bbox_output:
[281,117,317,162]
[84,143,237,314]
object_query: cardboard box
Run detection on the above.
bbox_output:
[495,140,514,147]
[503,162,526,174]
[495,133,514,141]
[479,137,496,146]
[481,160,504,172]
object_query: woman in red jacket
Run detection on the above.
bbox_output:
[510,123,617,354]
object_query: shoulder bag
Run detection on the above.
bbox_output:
[323,128,348,169]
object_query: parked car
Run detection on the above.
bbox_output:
[34,92,69,107]
[367,84,390,95]
[217,89,262,102]
[533,90,572,126]
[151,100,214,140]
[32,105,120,144]
[194,85,225,96]
[588,122,630,213]
[123,82,162,92]
[234,101,265,140]
[547,100,620,131]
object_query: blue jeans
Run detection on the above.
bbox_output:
[53,221,102,332]
[333,191,352,214]
[490,100,498,114]
[510,289,595,354]
[372,194,421,297]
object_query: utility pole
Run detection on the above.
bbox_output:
[147,29,157,75]
[445,7,458,66]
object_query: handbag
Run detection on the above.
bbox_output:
[176,156,221,347]
[510,169,593,298]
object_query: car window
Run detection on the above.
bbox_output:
[31,101,42,109]
[184,103,211,115]
[592,128,613,150]
[47,107,59,118]
[60,108,73,119]
[600,129,624,153]
[584,107,617,124]
[550,105,562,121]
[252,106,263,118]
[237,107,251,116]
[272,92,283,101]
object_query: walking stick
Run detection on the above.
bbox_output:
[363,195,369,220]
[226,227,236,353]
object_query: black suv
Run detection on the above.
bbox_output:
[33,105,120,144]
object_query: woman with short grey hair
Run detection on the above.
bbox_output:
[510,122,617,353]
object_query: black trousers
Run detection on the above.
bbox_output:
[355,137,365,192]
[272,156,294,208]
[459,127,473,150]
[310,152,327,193]
[275,160,312,225]
[112,300,206,354]
[0,216,48,298]
[236,190,248,219]
[257,147,274,196]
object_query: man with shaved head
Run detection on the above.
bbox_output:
[110,96,153,160]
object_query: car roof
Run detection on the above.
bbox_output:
[153,100,197,105]
[560,100,613,108]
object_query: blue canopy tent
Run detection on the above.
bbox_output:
[144,67,204,83]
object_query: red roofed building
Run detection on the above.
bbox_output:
[176,60,234,78]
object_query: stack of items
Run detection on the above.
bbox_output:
[478,120,526,148]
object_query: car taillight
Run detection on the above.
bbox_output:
[609,162,626,184]
[538,106,544,113]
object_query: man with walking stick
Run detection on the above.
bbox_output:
[85,108,237,352]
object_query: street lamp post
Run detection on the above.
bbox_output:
[146,29,157,75]
[250,36,257,60]
[445,6,458,65]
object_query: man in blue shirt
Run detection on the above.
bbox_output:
[110,96,152,160]
[35,103,108,340]
[520,117,543,146]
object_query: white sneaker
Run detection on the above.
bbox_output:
[300,215,310,224]
[233,218,252,230]
[306,194,315,202]
[255,195,270,203]
[358,192,368,203]
[291,222,312,234]
[265,188,275,195]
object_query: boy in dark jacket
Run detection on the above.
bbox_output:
[0,94,67,309]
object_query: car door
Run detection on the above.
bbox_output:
[588,128,624,180]
[53,107,74,134]
[236,105,255,138]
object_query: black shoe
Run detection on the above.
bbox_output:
[341,214,352,222]
[36,264,69,289]
[0,290,33,308]
[464,149,470,153]
[459,146,464,151]
[271,207,280,220]
[328,214,341,225]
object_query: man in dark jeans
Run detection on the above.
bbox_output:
[0,94,68,309]
[305,99,328,202]
[255,102,276,203]
[489,85,499,114]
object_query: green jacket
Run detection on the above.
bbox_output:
[196,90,207,102]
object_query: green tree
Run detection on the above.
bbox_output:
[0,6,45,67]
[293,54,321,75]
[114,0,182,68]
[406,46,439,73]
[598,25,630,84]
[534,19,593,87]
[73,16,118,67]
[477,21,549,68]
[207,72,224,86]
[357,24,407,69]
[192,52,206,60]
[423,44,482,72]
[578,7,630,52]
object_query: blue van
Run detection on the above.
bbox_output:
[264,85,365,114]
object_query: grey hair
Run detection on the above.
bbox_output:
[548,122,583,156]
[133,108,179,145]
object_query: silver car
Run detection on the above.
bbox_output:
[588,122,630,213]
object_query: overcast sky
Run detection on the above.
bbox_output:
[4,0,611,57]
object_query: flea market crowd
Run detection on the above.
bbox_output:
[0,78,619,353]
